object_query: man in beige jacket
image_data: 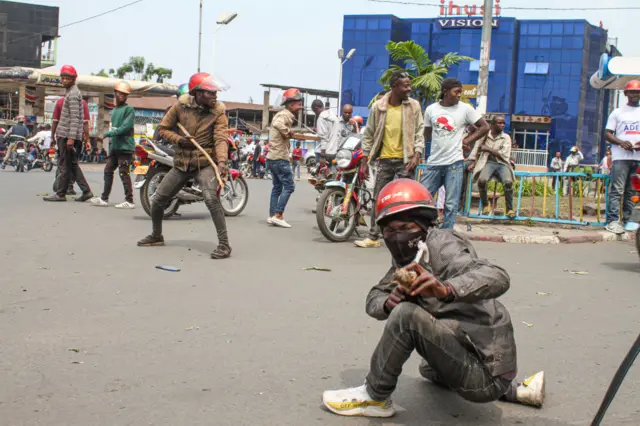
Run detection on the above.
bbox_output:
[355,71,425,248]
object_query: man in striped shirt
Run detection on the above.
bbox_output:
[44,65,93,202]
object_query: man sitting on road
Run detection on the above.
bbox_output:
[322,179,545,418]
[421,78,489,229]
[355,71,425,248]
[468,115,516,218]
[266,88,302,228]
[137,72,231,259]
[90,81,136,209]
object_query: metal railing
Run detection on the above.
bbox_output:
[511,149,548,167]
[415,165,610,226]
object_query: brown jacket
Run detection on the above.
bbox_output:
[158,94,228,171]
[362,92,425,163]
[268,109,295,161]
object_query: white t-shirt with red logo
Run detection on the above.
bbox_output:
[605,104,640,161]
[425,102,482,166]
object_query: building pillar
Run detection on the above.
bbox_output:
[262,89,270,131]
[33,87,46,123]
[18,85,28,118]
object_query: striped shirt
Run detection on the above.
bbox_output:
[56,84,84,141]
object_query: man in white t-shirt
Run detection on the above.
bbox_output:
[604,80,640,234]
[421,78,490,229]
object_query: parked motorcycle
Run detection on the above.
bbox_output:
[315,134,374,242]
[134,138,249,219]
[630,164,640,259]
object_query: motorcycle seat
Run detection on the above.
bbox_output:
[158,145,175,156]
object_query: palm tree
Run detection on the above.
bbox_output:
[378,41,473,107]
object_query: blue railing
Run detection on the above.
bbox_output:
[416,165,610,226]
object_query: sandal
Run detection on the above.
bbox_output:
[210,244,232,259]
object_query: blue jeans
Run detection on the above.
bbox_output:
[292,160,301,179]
[606,160,639,224]
[252,161,262,178]
[268,159,295,217]
[420,160,464,229]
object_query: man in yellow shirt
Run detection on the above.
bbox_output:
[356,71,425,248]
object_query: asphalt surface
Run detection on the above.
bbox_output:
[1,167,639,426]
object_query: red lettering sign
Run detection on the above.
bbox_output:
[439,0,502,17]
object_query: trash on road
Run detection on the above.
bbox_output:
[536,292,551,296]
[185,325,199,331]
[68,348,80,353]
[564,269,589,275]
[303,266,331,272]
[522,321,534,328]
[71,361,84,364]
[156,265,181,272]
[36,193,49,197]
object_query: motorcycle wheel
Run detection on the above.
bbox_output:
[316,187,358,242]
[44,161,53,172]
[221,176,249,217]
[306,157,316,174]
[140,168,180,219]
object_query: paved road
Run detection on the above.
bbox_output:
[1,168,638,426]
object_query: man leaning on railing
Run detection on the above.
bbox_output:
[468,116,516,219]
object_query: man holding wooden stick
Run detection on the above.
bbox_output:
[137,72,232,259]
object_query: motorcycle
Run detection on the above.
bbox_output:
[133,138,249,219]
[630,164,640,259]
[315,134,374,242]
[1,136,27,172]
[241,152,266,178]
[31,146,55,172]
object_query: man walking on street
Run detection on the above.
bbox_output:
[137,72,231,259]
[322,179,545,418]
[90,81,136,209]
[468,116,516,218]
[312,99,340,170]
[355,71,425,248]
[43,65,93,203]
[267,88,302,228]
[421,78,489,229]
[604,80,640,234]
[549,151,563,190]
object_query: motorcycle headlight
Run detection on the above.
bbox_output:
[336,149,352,169]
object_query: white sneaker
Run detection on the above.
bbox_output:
[323,384,394,418]
[90,197,108,207]
[605,221,625,234]
[516,371,545,407]
[115,201,135,209]
[267,216,274,225]
[271,217,291,228]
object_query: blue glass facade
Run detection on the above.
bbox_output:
[341,15,610,163]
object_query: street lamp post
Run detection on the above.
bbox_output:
[197,0,203,72]
[213,12,238,73]
[337,48,356,115]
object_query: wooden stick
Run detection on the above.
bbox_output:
[291,133,321,141]
[176,123,225,190]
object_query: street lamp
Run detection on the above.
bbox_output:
[337,48,356,115]
[213,12,238,72]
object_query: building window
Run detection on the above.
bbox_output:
[524,62,549,75]
[469,60,495,72]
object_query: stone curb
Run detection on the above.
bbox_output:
[463,231,633,244]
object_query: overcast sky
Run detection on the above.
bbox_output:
[15,0,640,103]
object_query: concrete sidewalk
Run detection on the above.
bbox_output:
[453,218,636,244]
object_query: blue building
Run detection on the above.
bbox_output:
[340,15,614,165]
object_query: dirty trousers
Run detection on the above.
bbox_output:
[150,166,228,246]
[366,303,514,403]
[101,151,134,203]
[55,138,91,196]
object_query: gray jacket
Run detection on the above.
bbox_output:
[365,229,517,378]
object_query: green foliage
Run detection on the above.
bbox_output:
[376,41,473,106]
[92,57,172,82]
[488,178,552,197]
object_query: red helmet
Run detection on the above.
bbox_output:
[375,179,436,225]
[60,65,78,77]
[352,115,364,125]
[281,88,303,106]
[189,72,222,94]
[624,80,640,91]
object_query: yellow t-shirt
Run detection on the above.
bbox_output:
[379,104,403,159]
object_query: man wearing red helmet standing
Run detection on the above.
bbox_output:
[604,80,640,234]
[266,88,303,228]
[137,72,231,259]
[44,65,93,202]
[323,179,545,418]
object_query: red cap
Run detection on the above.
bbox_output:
[60,65,77,77]
[624,80,640,91]
[281,88,303,105]
[188,72,222,94]
[375,179,436,225]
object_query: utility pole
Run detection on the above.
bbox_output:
[476,0,494,114]
[197,0,203,72]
